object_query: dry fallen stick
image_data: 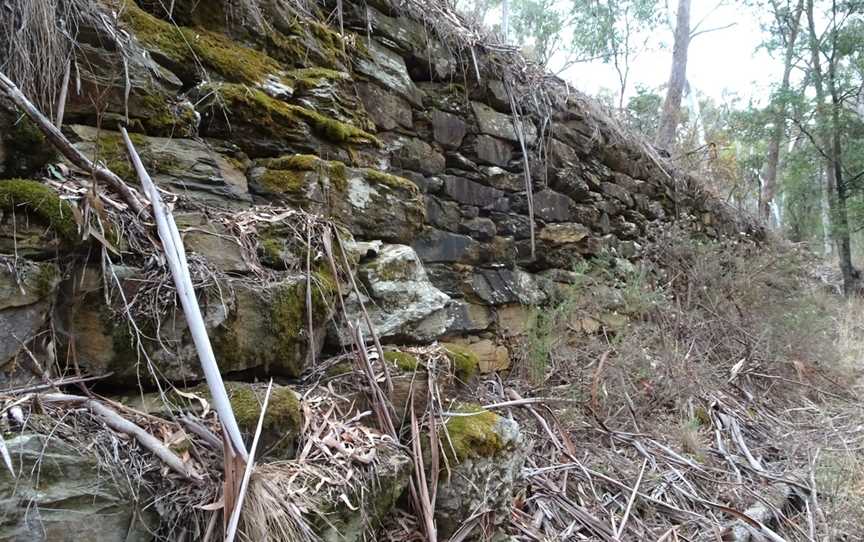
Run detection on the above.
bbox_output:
[0,70,145,214]
[121,128,248,462]
[41,392,196,480]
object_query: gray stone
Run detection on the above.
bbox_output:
[425,264,472,297]
[413,229,480,264]
[70,125,250,206]
[343,244,452,342]
[600,181,634,207]
[432,109,467,148]
[475,135,513,167]
[436,413,525,538]
[460,217,496,241]
[384,134,446,175]
[355,39,425,106]
[0,259,59,369]
[426,197,462,231]
[551,167,592,202]
[471,101,537,144]
[357,82,413,131]
[533,189,573,222]
[176,212,249,273]
[0,433,157,542]
[445,301,493,334]
[490,212,532,240]
[471,268,547,305]
[442,176,507,208]
[483,168,525,192]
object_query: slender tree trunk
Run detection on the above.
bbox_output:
[655,0,691,150]
[761,0,805,224]
[806,0,856,295]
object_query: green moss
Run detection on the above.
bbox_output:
[258,154,349,193]
[259,235,285,266]
[384,351,420,372]
[4,116,56,174]
[441,404,503,463]
[227,383,302,441]
[325,360,353,379]
[117,1,281,84]
[258,169,308,194]
[269,271,335,374]
[33,263,60,297]
[442,343,479,381]
[0,179,78,243]
[362,169,419,193]
[139,93,197,135]
[286,67,349,90]
[212,83,379,147]
[91,131,148,180]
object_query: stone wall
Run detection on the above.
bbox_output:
[0,0,760,382]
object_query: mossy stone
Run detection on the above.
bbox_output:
[225,382,303,458]
[116,0,282,85]
[0,179,78,243]
[202,83,379,149]
[441,343,479,381]
[384,350,420,372]
[441,404,504,464]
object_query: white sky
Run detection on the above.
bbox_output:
[526,1,781,107]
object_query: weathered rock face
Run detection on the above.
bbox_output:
[0,433,157,541]
[437,408,526,538]
[341,242,452,343]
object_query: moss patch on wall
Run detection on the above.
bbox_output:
[257,154,349,194]
[384,350,420,372]
[209,83,380,147]
[441,404,504,463]
[441,343,479,381]
[0,179,78,243]
[226,382,303,457]
[117,1,281,85]
[362,169,419,193]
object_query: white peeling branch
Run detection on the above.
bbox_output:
[0,70,145,214]
[120,128,248,462]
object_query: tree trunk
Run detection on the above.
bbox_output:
[655,0,691,150]
[806,0,856,295]
[760,0,805,224]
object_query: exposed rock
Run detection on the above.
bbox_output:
[445,301,493,334]
[471,101,537,144]
[432,109,468,148]
[0,259,59,370]
[355,39,425,107]
[426,197,462,231]
[357,82,413,131]
[248,155,424,243]
[0,179,79,257]
[442,176,507,208]
[0,432,158,541]
[474,135,514,166]
[413,229,481,264]
[384,134,446,175]
[461,217,497,241]
[533,189,574,222]
[497,304,531,336]
[343,244,452,342]
[59,268,332,383]
[444,338,510,373]
[437,406,526,538]
[538,223,591,245]
[70,125,251,206]
[175,212,250,273]
[471,268,547,305]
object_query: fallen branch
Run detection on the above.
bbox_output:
[0,71,145,214]
[41,392,195,480]
[121,128,248,463]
